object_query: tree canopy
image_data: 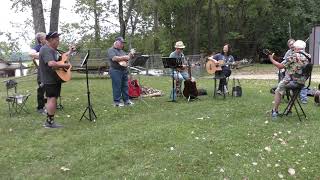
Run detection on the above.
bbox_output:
[6,0,320,61]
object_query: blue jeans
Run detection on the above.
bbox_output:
[109,68,129,103]
[172,70,189,81]
[300,86,308,102]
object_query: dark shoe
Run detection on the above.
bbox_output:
[43,121,63,128]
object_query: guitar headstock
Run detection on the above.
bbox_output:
[130,48,136,54]
[262,49,272,56]
[263,49,282,62]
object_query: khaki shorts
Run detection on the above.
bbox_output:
[275,76,302,95]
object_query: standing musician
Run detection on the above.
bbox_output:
[107,36,134,107]
[39,31,74,128]
[29,32,47,115]
[208,43,234,94]
[268,40,310,118]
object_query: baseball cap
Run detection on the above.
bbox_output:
[46,31,62,40]
[115,36,126,43]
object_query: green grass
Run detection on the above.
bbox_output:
[1,72,320,179]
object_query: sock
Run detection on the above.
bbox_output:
[47,113,54,124]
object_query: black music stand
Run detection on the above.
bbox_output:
[130,55,149,68]
[162,57,183,102]
[129,55,150,106]
[80,50,97,122]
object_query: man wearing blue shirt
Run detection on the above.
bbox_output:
[29,32,47,114]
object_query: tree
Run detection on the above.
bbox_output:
[30,0,46,33]
[118,0,135,38]
[49,0,61,32]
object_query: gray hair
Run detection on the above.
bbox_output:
[35,32,46,44]
[287,38,295,46]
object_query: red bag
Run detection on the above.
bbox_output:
[128,79,141,98]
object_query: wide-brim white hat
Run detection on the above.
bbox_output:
[174,41,185,49]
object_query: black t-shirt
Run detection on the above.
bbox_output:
[107,47,127,71]
[39,44,61,84]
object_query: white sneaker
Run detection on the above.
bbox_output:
[113,103,124,107]
[124,100,134,106]
[224,85,229,94]
[216,90,222,95]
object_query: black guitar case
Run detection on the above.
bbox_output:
[232,78,242,97]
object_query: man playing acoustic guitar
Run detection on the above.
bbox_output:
[39,31,74,128]
[268,40,310,118]
[208,43,234,94]
[169,41,195,97]
[107,36,135,107]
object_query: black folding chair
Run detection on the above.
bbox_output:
[282,63,313,121]
[5,79,31,117]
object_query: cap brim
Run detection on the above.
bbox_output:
[46,33,62,39]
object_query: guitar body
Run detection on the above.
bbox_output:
[56,53,72,82]
[206,60,223,74]
[119,61,129,67]
[183,80,198,99]
[183,60,198,99]
[118,49,136,67]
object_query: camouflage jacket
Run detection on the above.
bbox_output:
[284,51,311,84]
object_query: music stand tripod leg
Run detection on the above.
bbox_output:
[137,74,150,107]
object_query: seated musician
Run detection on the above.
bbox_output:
[169,41,194,93]
[268,40,310,118]
[283,39,308,104]
[208,43,234,94]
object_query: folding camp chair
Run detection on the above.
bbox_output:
[5,79,31,117]
[282,63,313,121]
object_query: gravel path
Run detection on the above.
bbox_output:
[227,73,320,82]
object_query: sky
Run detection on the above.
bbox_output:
[0,0,118,52]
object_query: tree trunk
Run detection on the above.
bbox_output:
[214,1,224,45]
[118,0,135,39]
[49,0,60,32]
[192,0,204,54]
[152,0,160,53]
[207,0,213,51]
[119,0,125,38]
[93,0,101,45]
[30,0,46,33]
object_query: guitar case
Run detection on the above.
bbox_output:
[232,78,242,97]
[128,79,141,98]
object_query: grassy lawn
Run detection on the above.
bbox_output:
[1,68,320,179]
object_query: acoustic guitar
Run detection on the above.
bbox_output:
[206,60,226,74]
[183,59,198,99]
[56,52,72,82]
[119,49,136,67]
